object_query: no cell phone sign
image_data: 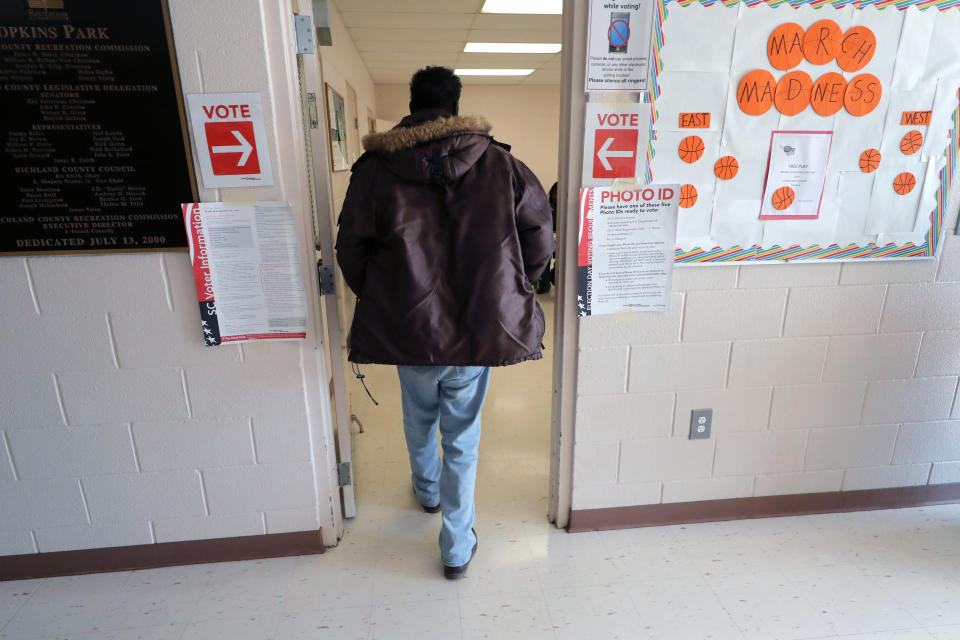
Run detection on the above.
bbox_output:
[608,19,630,50]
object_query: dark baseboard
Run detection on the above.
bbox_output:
[568,482,960,533]
[0,529,324,581]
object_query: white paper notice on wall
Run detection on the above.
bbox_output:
[577,185,679,316]
[187,92,274,188]
[181,201,306,345]
[581,102,649,187]
[585,0,655,92]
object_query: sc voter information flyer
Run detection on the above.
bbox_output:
[182,201,307,345]
[577,185,679,317]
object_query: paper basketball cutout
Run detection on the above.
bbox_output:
[900,130,923,155]
[803,19,842,65]
[893,172,917,195]
[737,69,777,116]
[844,74,882,117]
[768,23,806,71]
[810,73,847,117]
[714,156,739,180]
[679,184,698,208]
[775,70,813,117]
[771,186,796,211]
[836,26,877,73]
[678,135,705,163]
[859,149,881,173]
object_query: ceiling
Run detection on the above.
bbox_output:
[336,0,563,85]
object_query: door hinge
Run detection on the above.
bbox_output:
[306,92,319,129]
[293,14,315,54]
[337,462,352,487]
[317,263,335,295]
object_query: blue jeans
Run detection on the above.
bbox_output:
[397,365,490,566]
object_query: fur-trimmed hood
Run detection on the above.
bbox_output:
[359,110,494,184]
[362,114,492,153]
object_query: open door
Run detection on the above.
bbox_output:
[291,2,357,521]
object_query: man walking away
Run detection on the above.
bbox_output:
[336,66,554,580]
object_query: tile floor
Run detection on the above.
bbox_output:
[3,293,960,639]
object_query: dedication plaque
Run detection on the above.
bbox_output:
[0,0,196,254]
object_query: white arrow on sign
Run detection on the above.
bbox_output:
[212,130,254,166]
[596,136,634,171]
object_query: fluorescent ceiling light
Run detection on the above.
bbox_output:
[454,68,535,76]
[464,42,561,54]
[481,0,562,14]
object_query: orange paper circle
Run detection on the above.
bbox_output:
[836,26,877,73]
[714,156,739,180]
[844,73,882,117]
[775,70,813,117]
[772,186,795,211]
[737,69,777,116]
[810,72,847,116]
[803,19,842,65]
[900,130,923,155]
[767,23,806,70]
[679,184,698,208]
[678,135,705,163]
[893,172,917,195]
[859,148,881,173]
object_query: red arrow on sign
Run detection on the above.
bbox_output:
[593,128,637,178]
[213,130,254,166]
[204,121,260,175]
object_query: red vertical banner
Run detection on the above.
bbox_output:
[181,203,221,346]
[577,188,594,317]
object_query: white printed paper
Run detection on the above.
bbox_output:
[577,185,679,316]
[182,201,306,344]
[586,0,655,91]
[759,131,833,219]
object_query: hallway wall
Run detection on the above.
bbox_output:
[573,211,960,510]
[0,0,337,557]
[319,0,378,345]
[321,1,377,215]
[376,84,561,191]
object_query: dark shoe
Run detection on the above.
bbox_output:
[443,529,478,580]
[413,486,440,513]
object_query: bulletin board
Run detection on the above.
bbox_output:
[646,0,960,264]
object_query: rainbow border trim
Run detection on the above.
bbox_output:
[648,0,959,264]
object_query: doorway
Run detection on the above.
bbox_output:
[305,0,572,543]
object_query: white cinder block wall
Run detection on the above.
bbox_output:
[573,200,960,510]
[0,0,338,556]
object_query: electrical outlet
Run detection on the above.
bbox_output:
[689,408,712,439]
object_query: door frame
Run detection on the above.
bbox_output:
[547,0,583,529]
[292,0,579,533]
[289,0,357,533]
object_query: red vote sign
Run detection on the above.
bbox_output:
[591,111,640,179]
[187,92,274,188]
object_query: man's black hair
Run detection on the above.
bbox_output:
[409,66,462,114]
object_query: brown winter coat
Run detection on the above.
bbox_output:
[335,108,555,367]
